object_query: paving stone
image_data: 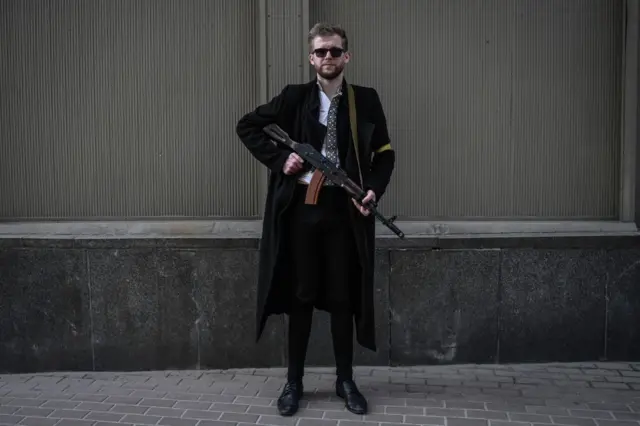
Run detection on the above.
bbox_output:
[131,390,169,398]
[70,394,108,403]
[182,409,223,420]
[219,412,260,423]
[550,416,597,425]
[104,395,143,405]
[158,418,199,426]
[5,398,45,407]
[262,416,306,426]
[361,413,403,423]
[56,420,95,426]
[445,400,486,410]
[145,407,186,417]
[120,414,163,425]
[526,406,570,416]
[591,382,631,389]
[403,415,445,425]
[568,409,615,419]
[84,411,125,422]
[424,408,466,417]
[75,401,114,411]
[19,417,59,426]
[405,398,444,408]
[336,421,379,426]
[0,406,19,415]
[466,410,509,420]
[0,414,24,424]
[14,407,54,417]
[109,404,148,414]
[447,418,489,426]
[48,409,91,419]
[596,421,640,426]
[173,401,212,410]
[247,405,278,416]
[197,421,236,426]
[139,398,177,408]
[508,412,552,423]
[384,406,425,415]
[164,393,201,401]
[481,389,521,397]
[40,400,81,410]
[613,411,640,421]
[322,411,357,420]
[305,401,345,412]
[296,420,338,426]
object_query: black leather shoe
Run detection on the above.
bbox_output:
[277,380,303,416]
[336,378,367,415]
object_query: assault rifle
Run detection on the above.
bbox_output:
[263,123,405,239]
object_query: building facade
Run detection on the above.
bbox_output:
[1,0,638,227]
[0,0,639,373]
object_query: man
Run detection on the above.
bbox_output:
[235,22,395,416]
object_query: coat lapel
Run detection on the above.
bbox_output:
[302,80,326,151]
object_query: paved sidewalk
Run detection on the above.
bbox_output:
[2,363,640,426]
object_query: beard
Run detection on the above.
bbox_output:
[315,62,344,80]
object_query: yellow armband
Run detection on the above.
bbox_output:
[375,143,392,154]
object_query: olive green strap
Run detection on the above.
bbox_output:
[347,84,363,185]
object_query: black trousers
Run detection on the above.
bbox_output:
[286,183,358,382]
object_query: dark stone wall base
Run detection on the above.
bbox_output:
[1,236,639,373]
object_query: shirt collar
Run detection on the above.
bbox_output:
[316,79,343,98]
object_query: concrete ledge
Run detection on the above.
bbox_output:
[1,220,639,250]
[0,219,637,238]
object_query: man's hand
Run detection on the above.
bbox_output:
[352,190,376,216]
[283,153,304,175]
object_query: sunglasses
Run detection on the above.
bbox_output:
[312,47,344,58]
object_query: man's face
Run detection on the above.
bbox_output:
[309,34,350,80]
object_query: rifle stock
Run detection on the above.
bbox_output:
[263,123,405,239]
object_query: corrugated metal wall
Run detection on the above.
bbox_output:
[0,0,264,219]
[266,0,306,98]
[0,0,625,220]
[311,0,623,219]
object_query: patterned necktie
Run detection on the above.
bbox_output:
[323,93,341,165]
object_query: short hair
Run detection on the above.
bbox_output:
[307,22,348,52]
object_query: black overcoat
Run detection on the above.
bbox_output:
[235,78,395,351]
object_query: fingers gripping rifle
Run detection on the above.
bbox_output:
[263,123,405,239]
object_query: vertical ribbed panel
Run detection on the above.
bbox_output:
[267,0,305,97]
[310,0,623,219]
[0,0,262,219]
[0,1,52,219]
[511,0,623,218]
[0,0,625,220]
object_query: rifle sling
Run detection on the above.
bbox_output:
[347,84,363,186]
